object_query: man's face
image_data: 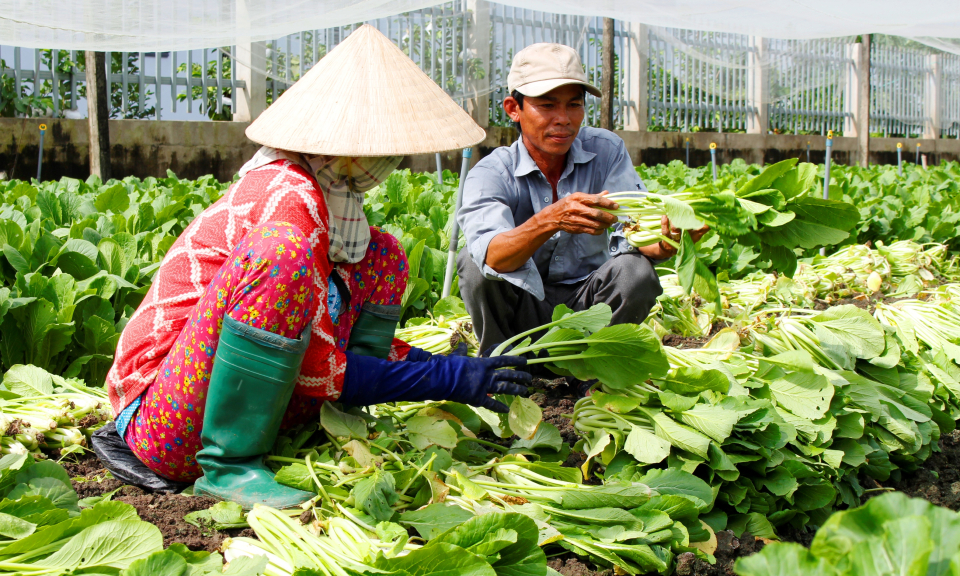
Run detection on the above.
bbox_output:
[504,84,585,158]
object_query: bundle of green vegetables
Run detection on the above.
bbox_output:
[648,240,954,340]
[0,364,110,457]
[606,159,860,309]
[395,297,479,356]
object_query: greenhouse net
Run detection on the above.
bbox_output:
[2,0,960,137]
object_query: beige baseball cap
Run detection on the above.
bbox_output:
[507,43,601,98]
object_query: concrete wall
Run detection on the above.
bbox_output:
[4,118,960,183]
[0,118,258,182]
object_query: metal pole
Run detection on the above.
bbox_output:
[897,143,903,176]
[806,141,810,163]
[441,148,473,298]
[36,124,46,181]
[821,131,834,256]
[685,138,690,167]
[915,142,920,165]
[709,142,717,181]
[435,152,443,189]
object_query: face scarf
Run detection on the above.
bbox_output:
[306,155,401,263]
[238,147,401,263]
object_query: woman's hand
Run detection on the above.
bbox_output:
[444,355,532,413]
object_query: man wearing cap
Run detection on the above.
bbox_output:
[458,43,708,356]
[99,25,530,509]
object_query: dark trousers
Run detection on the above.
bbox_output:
[457,248,663,351]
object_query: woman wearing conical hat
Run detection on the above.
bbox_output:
[102,25,530,508]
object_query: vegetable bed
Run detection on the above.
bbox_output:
[1,163,959,576]
[48,379,960,576]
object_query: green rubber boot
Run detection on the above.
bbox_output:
[346,303,401,359]
[194,315,314,509]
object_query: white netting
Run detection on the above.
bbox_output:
[3,1,960,137]
[3,0,960,51]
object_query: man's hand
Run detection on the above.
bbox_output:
[637,216,710,259]
[541,192,619,236]
[485,191,620,273]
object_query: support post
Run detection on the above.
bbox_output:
[843,43,861,138]
[36,124,46,181]
[822,132,834,255]
[623,23,648,131]
[897,143,903,176]
[747,36,769,134]
[600,18,615,131]
[234,0,266,123]
[85,51,111,181]
[924,53,942,140]
[442,149,473,299]
[466,0,491,128]
[234,41,266,122]
[709,143,718,180]
[857,35,871,168]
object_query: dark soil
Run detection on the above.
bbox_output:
[60,450,131,499]
[662,333,712,349]
[661,322,730,350]
[812,294,917,312]
[114,493,226,551]
[548,554,612,576]
[674,531,769,576]
[539,392,586,470]
[879,429,960,511]
[60,450,254,553]
[813,296,872,310]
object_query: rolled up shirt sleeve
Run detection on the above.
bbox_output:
[458,163,546,299]
[602,141,648,256]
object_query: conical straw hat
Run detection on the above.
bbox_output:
[246,24,486,156]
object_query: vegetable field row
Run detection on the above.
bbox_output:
[0,160,957,575]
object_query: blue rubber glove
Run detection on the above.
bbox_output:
[405,347,433,362]
[339,351,531,413]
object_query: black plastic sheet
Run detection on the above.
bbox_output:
[91,421,193,493]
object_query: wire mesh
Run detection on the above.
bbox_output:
[767,37,851,135]
[0,46,242,119]
[486,5,630,128]
[870,36,931,137]
[265,2,473,109]
[942,54,960,138]
[647,28,753,132]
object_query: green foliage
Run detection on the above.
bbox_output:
[0,453,179,574]
[0,173,229,384]
[735,492,960,576]
[364,169,461,325]
[830,161,960,251]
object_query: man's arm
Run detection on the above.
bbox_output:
[486,192,619,273]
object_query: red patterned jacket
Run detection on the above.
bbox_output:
[106,160,401,415]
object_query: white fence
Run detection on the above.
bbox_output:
[0,48,242,120]
[2,1,959,138]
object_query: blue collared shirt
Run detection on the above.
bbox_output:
[457,127,646,300]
